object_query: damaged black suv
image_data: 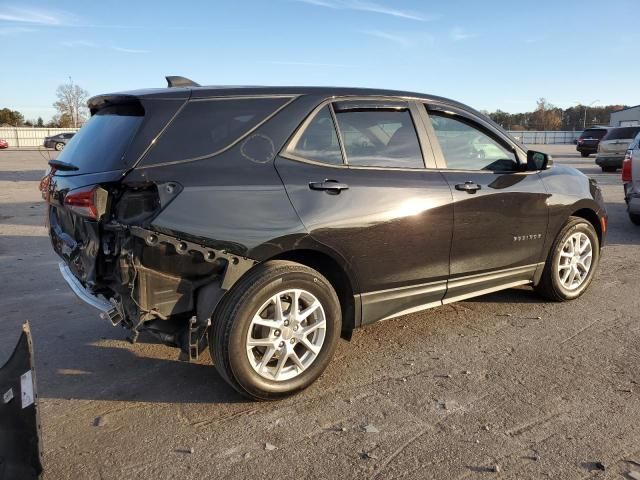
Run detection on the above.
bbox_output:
[45,77,607,400]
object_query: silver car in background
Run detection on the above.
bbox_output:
[597,126,640,172]
[623,131,640,225]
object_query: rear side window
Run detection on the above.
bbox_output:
[604,127,640,140]
[580,129,607,139]
[288,106,343,165]
[55,104,144,174]
[333,109,424,168]
[144,97,290,164]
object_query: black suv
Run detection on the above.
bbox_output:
[44,78,607,400]
[576,127,609,157]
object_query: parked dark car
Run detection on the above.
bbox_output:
[43,133,75,151]
[576,127,609,157]
[43,78,607,400]
[622,132,640,225]
[0,138,8,149]
[596,126,640,172]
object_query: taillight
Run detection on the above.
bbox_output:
[578,138,584,144]
[64,185,99,220]
[622,151,633,182]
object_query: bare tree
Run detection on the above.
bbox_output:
[53,78,89,128]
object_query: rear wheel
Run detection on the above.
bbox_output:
[580,152,589,158]
[601,166,616,172]
[54,142,64,151]
[210,260,341,400]
[535,217,599,301]
[629,212,640,226]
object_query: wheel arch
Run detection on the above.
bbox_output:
[268,248,360,338]
[570,207,602,246]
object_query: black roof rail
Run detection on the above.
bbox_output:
[165,76,200,88]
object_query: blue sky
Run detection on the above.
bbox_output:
[1,0,639,121]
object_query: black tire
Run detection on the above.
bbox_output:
[580,152,589,158]
[535,216,600,301]
[54,142,64,151]
[629,212,640,226]
[601,166,616,172]
[210,260,341,400]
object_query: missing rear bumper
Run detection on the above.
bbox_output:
[58,262,123,326]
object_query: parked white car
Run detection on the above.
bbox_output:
[622,131,640,225]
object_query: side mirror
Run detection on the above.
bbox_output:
[527,150,552,170]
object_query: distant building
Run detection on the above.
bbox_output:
[610,105,640,127]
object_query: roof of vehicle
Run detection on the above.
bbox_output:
[88,85,476,114]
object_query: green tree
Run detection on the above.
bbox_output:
[0,108,25,126]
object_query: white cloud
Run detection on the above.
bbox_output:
[0,6,67,26]
[294,0,432,21]
[111,46,149,54]
[61,39,98,48]
[0,26,35,35]
[359,29,413,47]
[450,26,476,41]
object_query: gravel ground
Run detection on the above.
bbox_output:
[1,146,639,479]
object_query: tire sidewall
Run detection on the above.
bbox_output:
[226,271,341,398]
[549,220,599,300]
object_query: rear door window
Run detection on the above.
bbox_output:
[54,104,144,174]
[287,106,343,165]
[604,127,640,140]
[333,108,424,168]
[143,97,290,165]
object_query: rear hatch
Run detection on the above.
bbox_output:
[45,102,147,286]
[598,127,640,155]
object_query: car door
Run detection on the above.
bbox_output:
[420,103,550,303]
[275,99,453,324]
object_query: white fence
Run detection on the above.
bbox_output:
[0,127,81,148]
[507,130,580,145]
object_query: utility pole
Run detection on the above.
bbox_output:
[583,100,599,129]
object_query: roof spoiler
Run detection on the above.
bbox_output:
[165,76,200,88]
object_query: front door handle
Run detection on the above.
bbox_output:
[309,180,349,194]
[455,181,481,194]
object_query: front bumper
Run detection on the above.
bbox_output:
[58,262,123,325]
[595,155,624,168]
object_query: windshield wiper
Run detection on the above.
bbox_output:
[48,160,79,171]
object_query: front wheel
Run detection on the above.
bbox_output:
[535,217,600,301]
[54,142,64,151]
[601,166,616,172]
[580,152,589,158]
[210,260,341,400]
[629,212,640,226]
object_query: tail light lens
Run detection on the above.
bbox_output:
[64,186,99,220]
[622,151,633,182]
[578,138,584,144]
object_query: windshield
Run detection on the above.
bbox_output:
[55,104,144,174]
[603,127,640,141]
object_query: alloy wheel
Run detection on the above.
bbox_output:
[246,289,326,381]
[557,232,593,290]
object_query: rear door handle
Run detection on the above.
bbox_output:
[455,181,481,194]
[309,180,349,194]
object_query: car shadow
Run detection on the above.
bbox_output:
[35,332,246,405]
